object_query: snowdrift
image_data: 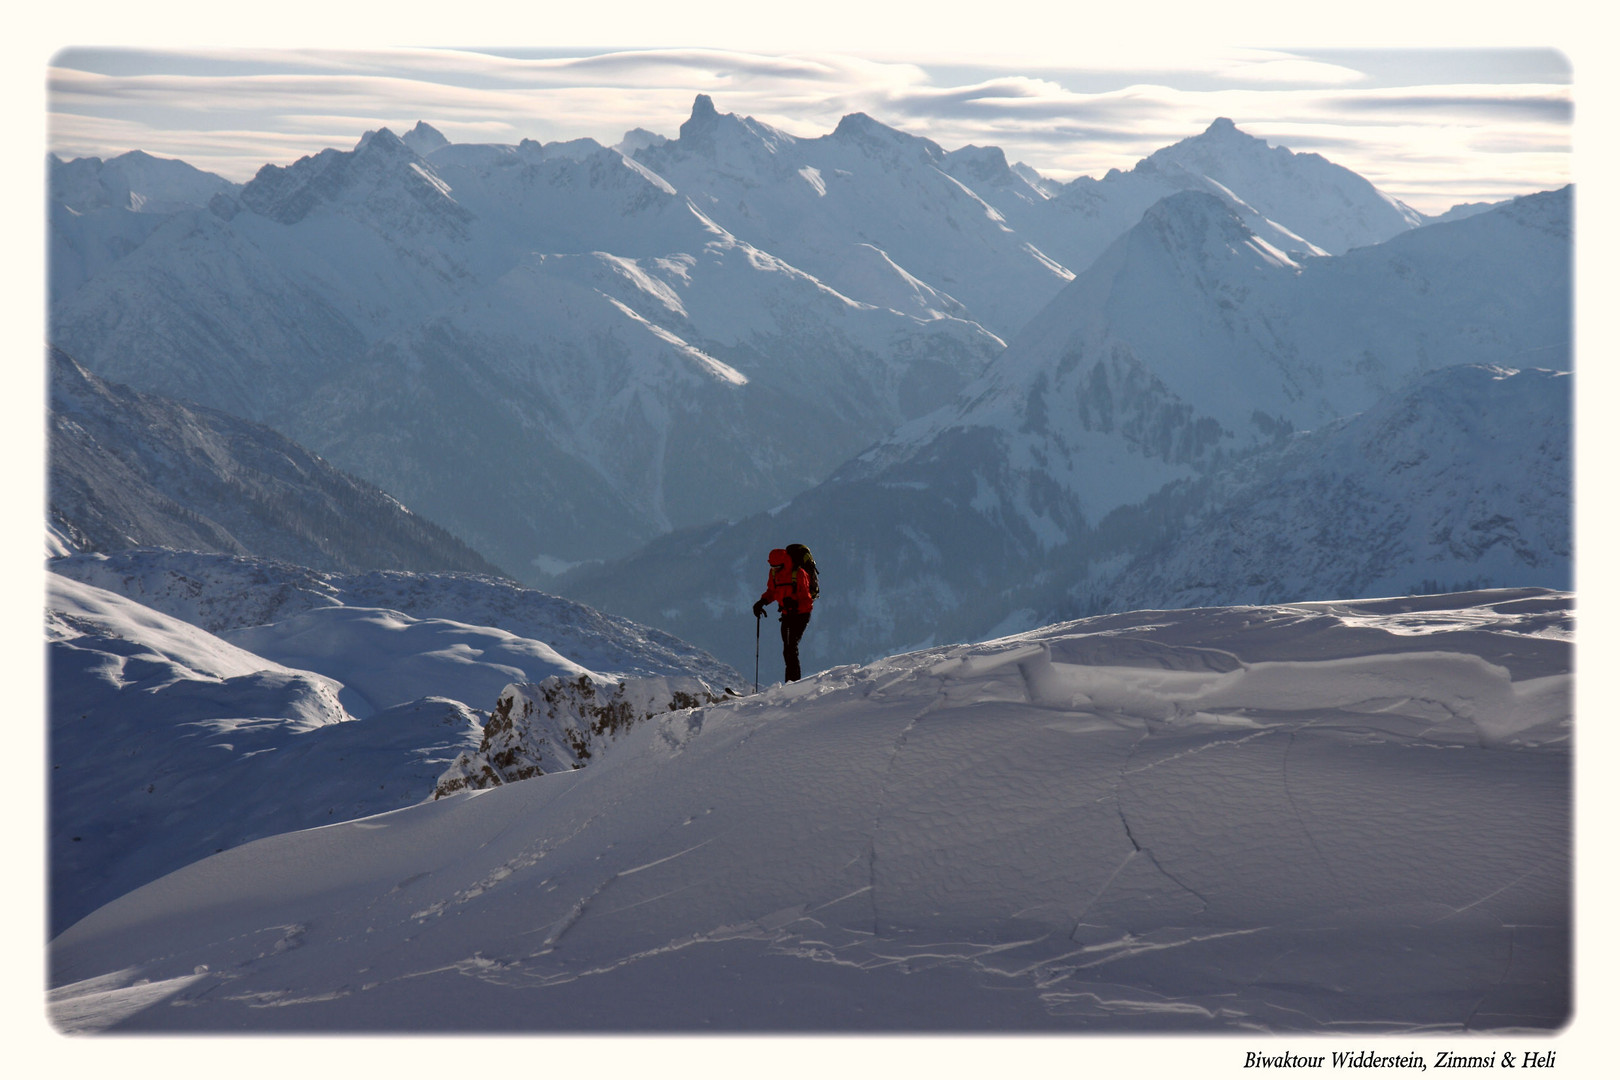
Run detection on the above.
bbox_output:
[49,590,1570,1033]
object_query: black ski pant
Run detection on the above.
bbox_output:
[779,610,811,682]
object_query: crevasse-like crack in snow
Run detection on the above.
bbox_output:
[1106,728,1212,917]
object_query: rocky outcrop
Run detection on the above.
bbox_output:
[433,675,734,797]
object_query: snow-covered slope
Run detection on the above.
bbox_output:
[49,572,358,932]
[48,347,506,576]
[49,590,1570,1033]
[47,551,744,935]
[221,608,595,718]
[561,191,1571,675]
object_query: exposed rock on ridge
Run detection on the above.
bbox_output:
[433,675,735,797]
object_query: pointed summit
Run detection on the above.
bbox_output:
[680,94,721,141]
[402,121,450,155]
[1138,119,1422,252]
[832,111,877,137]
[354,127,402,152]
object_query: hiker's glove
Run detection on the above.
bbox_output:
[752,601,767,618]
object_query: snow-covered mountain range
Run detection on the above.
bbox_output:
[49,105,1463,580]
[50,589,1570,1032]
[48,346,506,576]
[48,110,1013,573]
[560,189,1572,675]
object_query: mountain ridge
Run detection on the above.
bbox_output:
[48,346,507,577]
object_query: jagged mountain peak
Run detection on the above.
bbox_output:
[659,93,797,159]
[49,150,237,215]
[830,111,880,137]
[353,126,411,157]
[615,127,668,156]
[1497,184,1572,234]
[402,120,450,155]
[684,93,720,132]
[1155,117,1275,163]
[540,136,606,162]
[240,125,463,227]
[1145,187,1246,226]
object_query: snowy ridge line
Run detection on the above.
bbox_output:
[49,548,744,687]
[50,591,1569,1032]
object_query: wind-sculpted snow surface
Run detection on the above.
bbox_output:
[50,591,1570,1033]
[48,573,478,934]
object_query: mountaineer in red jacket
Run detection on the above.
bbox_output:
[752,546,816,682]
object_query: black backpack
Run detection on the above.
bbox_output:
[784,543,819,600]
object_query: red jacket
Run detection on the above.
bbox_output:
[759,549,814,615]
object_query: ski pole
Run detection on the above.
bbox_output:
[754,612,761,693]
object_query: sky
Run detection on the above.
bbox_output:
[44,42,1571,215]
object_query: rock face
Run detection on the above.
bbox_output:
[433,675,735,797]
